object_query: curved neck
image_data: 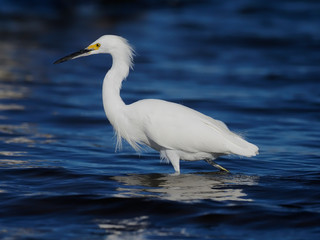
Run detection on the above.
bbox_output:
[102,53,130,127]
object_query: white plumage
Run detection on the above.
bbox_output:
[54,35,259,174]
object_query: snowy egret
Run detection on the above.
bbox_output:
[54,35,259,174]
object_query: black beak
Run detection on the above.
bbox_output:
[54,48,93,64]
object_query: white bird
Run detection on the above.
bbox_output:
[54,35,259,174]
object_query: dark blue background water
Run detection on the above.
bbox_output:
[1,0,320,239]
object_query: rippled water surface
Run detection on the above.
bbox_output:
[1,0,320,239]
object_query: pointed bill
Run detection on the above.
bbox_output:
[54,48,93,64]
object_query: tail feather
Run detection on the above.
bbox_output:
[199,112,258,158]
[228,134,259,157]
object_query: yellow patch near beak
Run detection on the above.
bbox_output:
[87,43,101,51]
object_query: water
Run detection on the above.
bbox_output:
[1,0,320,239]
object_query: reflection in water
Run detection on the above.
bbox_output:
[0,104,24,111]
[0,39,55,167]
[112,173,258,202]
[98,216,149,240]
[0,123,54,143]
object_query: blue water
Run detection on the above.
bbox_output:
[1,0,320,239]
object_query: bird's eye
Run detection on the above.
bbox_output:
[96,43,101,48]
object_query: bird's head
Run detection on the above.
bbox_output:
[54,35,134,65]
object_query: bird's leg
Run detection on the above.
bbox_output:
[165,150,180,174]
[205,159,230,173]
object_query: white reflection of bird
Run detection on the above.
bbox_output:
[54,35,259,174]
